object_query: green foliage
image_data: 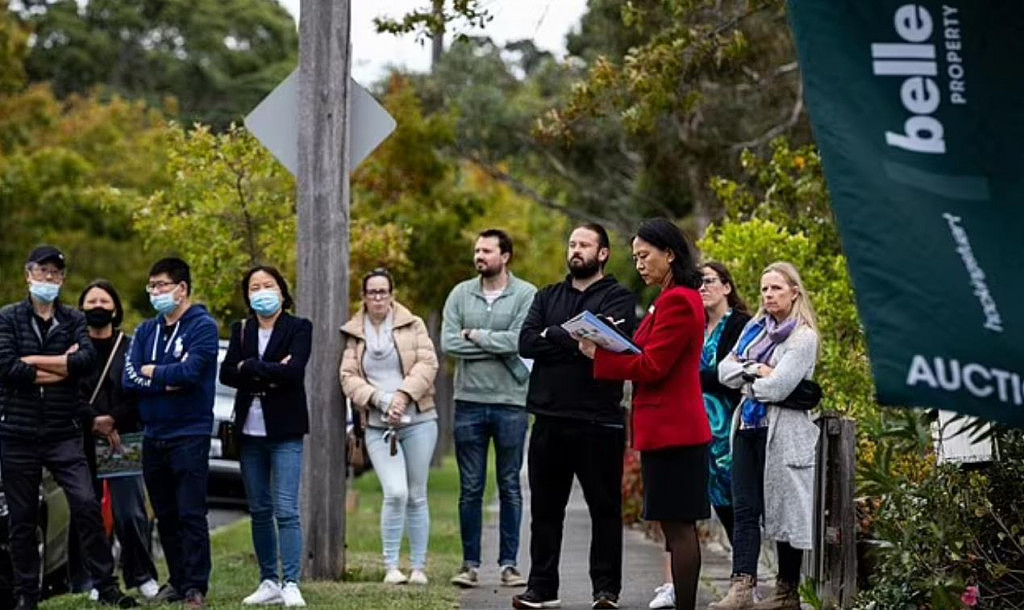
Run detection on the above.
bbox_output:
[13,0,298,128]
[0,85,169,321]
[854,428,1024,609]
[0,4,28,94]
[353,74,572,315]
[373,0,492,45]
[537,0,811,222]
[698,139,875,424]
[129,124,300,324]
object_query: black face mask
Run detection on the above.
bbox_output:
[84,308,115,328]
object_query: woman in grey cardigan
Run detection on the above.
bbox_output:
[710,262,821,610]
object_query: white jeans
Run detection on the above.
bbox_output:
[365,420,438,569]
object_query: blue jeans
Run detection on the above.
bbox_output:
[143,435,211,595]
[240,437,304,584]
[454,401,528,568]
[365,421,438,570]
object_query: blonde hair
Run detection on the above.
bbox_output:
[755,261,818,334]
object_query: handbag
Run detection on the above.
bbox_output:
[217,320,245,461]
[89,332,125,406]
[347,406,372,477]
[772,378,823,411]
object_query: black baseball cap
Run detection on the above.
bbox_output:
[26,245,66,270]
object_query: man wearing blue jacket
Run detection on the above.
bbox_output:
[123,258,218,609]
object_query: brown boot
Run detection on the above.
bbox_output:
[709,574,756,610]
[753,579,800,610]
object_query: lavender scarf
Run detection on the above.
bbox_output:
[734,316,799,427]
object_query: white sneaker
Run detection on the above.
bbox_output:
[281,582,307,608]
[384,568,409,584]
[88,589,99,602]
[408,569,428,585]
[243,579,283,605]
[138,579,160,600]
[649,583,675,609]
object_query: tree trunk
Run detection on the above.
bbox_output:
[428,310,454,466]
[298,0,351,580]
[430,0,444,71]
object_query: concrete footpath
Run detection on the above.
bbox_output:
[460,478,752,610]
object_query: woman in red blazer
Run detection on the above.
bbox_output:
[579,218,711,610]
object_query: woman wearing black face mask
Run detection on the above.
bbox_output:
[72,280,160,601]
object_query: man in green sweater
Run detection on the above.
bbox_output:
[442,229,537,589]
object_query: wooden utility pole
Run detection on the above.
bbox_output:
[297,0,351,579]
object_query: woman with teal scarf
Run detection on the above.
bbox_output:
[697,262,752,530]
[648,262,750,610]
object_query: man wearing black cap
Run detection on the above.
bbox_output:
[0,246,137,610]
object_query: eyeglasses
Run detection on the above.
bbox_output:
[28,266,64,281]
[364,289,391,300]
[146,281,179,294]
[701,276,720,286]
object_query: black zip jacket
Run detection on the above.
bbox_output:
[78,331,141,433]
[0,298,97,440]
[518,275,637,424]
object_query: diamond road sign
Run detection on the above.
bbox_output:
[245,69,396,175]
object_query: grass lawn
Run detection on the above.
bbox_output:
[41,454,481,609]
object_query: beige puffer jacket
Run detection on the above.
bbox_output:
[339,301,438,412]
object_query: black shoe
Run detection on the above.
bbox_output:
[592,591,619,609]
[150,584,183,603]
[13,596,38,610]
[183,589,205,609]
[512,589,561,609]
[98,587,139,608]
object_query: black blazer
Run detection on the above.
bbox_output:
[219,312,312,441]
[699,309,753,408]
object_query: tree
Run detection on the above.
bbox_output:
[539,0,811,228]
[0,3,28,94]
[13,0,298,128]
[0,84,170,319]
[129,124,410,325]
[353,73,572,313]
[379,1,811,231]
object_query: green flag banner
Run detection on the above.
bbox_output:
[787,1,1024,426]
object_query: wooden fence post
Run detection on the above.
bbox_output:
[813,412,858,607]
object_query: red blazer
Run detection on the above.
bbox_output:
[593,286,711,451]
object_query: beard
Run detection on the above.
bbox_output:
[567,255,601,279]
[476,260,502,278]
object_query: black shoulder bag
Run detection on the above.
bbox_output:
[217,320,244,461]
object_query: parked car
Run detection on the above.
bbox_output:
[209,341,245,501]
[0,468,72,609]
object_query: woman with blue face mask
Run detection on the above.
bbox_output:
[219,266,312,608]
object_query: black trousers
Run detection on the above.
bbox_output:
[731,427,803,584]
[526,415,625,598]
[1,436,116,600]
[69,431,157,591]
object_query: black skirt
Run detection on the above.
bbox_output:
[641,443,711,522]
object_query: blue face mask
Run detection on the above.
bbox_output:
[29,281,60,304]
[250,289,282,317]
[150,288,180,316]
